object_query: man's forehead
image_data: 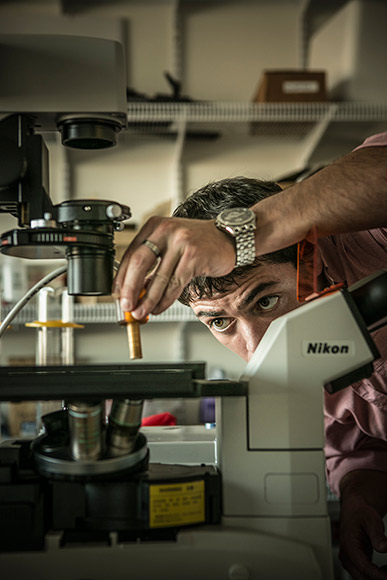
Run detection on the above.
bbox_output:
[189,263,265,303]
[189,261,297,313]
[190,273,251,308]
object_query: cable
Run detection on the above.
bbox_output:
[0,265,67,339]
[0,259,121,339]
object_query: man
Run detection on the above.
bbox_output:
[113,132,387,580]
[171,178,301,361]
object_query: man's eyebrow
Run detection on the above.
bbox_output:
[195,309,227,319]
[239,281,278,308]
[194,281,279,319]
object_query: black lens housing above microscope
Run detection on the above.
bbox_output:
[0,199,131,295]
[58,117,121,150]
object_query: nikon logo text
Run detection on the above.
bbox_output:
[302,340,354,356]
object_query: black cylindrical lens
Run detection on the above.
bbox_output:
[59,119,119,149]
[66,246,114,295]
[56,200,130,295]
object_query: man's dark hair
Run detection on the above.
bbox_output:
[173,176,298,306]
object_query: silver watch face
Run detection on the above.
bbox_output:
[218,207,254,226]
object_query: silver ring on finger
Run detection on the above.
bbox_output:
[142,239,161,259]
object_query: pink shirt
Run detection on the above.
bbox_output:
[319,132,387,496]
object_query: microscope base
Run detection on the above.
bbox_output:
[0,524,327,580]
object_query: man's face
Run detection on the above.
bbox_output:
[190,261,299,362]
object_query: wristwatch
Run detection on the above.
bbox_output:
[215,207,256,267]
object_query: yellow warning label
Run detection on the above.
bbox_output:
[149,480,205,528]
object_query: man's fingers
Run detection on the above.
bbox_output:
[131,253,190,318]
[150,273,190,316]
[343,561,387,580]
[150,251,200,314]
[339,515,387,580]
[340,548,387,580]
[368,522,387,554]
[112,242,129,292]
[112,216,165,299]
[373,537,387,554]
[117,244,162,312]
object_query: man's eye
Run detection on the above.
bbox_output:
[209,318,232,332]
[257,295,279,311]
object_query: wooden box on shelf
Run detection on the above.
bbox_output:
[253,70,327,103]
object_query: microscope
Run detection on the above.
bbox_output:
[0,33,227,575]
[1,33,387,580]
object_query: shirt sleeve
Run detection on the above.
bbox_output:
[324,367,387,497]
[325,438,387,499]
[325,414,387,498]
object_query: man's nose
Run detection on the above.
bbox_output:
[241,322,262,360]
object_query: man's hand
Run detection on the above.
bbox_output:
[112,216,236,319]
[339,471,387,579]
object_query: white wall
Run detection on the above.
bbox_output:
[309,0,387,102]
[181,0,302,101]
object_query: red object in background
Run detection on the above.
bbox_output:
[141,412,177,426]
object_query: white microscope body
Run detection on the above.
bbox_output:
[216,287,376,579]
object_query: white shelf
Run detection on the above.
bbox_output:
[124,101,387,153]
[43,102,387,148]
[2,301,197,326]
[126,101,387,123]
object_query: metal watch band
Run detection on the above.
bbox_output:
[235,224,256,267]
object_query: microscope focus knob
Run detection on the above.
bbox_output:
[106,203,123,220]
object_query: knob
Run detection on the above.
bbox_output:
[106,203,123,220]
